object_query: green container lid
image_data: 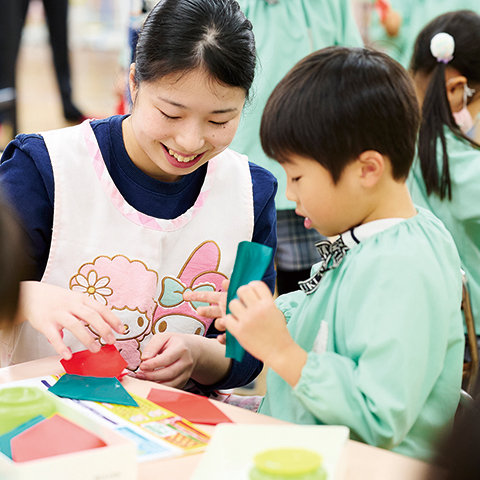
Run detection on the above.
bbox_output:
[0,386,56,435]
[250,448,326,480]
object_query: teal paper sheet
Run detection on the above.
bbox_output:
[48,374,139,407]
[225,241,274,362]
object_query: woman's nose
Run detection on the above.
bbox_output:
[174,123,206,153]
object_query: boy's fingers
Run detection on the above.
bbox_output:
[250,281,272,298]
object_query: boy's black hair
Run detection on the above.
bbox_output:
[134,0,256,97]
[410,10,480,201]
[260,47,420,183]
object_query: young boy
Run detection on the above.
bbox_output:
[186,47,464,461]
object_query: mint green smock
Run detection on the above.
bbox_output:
[408,130,480,331]
[368,0,480,68]
[258,209,464,462]
[231,0,363,209]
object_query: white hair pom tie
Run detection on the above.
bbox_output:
[430,32,455,64]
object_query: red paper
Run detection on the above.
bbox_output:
[147,388,233,425]
[11,414,106,462]
[61,344,128,377]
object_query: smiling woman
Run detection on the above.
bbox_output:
[0,0,277,396]
[123,68,246,182]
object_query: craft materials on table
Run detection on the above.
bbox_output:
[0,345,211,465]
[225,241,274,362]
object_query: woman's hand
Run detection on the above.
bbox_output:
[137,332,231,388]
[183,279,229,344]
[18,281,125,360]
[183,279,229,320]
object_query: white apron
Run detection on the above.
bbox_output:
[1,120,254,369]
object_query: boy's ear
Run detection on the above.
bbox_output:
[129,63,138,104]
[356,150,385,188]
[446,75,467,113]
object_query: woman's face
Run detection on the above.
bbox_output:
[124,67,246,182]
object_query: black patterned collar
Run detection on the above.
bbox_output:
[298,218,405,295]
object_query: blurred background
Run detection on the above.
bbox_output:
[0,0,130,149]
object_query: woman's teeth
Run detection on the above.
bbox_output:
[168,148,198,163]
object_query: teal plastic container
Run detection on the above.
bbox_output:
[250,448,327,480]
[0,386,56,435]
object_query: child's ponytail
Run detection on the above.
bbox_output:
[416,34,458,200]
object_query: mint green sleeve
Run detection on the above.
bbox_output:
[446,143,480,223]
[292,248,462,449]
[275,290,306,324]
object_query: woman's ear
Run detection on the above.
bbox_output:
[446,75,467,113]
[356,150,385,188]
[129,63,138,105]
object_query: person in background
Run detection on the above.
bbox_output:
[0,0,277,398]
[229,0,363,295]
[365,0,480,68]
[0,0,85,123]
[407,11,480,356]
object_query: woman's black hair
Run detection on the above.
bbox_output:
[0,197,30,328]
[261,47,420,183]
[134,0,256,97]
[410,10,480,201]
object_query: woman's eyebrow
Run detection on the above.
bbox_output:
[158,96,238,114]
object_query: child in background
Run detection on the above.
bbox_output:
[407,11,480,340]
[366,0,480,68]
[0,0,277,396]
[187,47,464,461]
[229,0,363,294]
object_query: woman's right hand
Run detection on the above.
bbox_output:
[18,281,125,360]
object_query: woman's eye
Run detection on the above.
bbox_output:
[292,176,301,182]
[160,110,180,120]
[209,120,229,126]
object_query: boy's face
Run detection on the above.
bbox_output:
[282,155,361,237]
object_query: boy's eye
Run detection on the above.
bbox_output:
[292,176,301,182]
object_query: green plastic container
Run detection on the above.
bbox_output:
[250,448,327,480]
[0,386,56,435]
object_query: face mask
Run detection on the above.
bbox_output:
[452,84,476,134]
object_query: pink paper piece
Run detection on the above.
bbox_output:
[11,414,106,462]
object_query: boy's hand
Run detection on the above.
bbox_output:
[19,281,125,360]
[224,281,307,386]
[223,281,290,364]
